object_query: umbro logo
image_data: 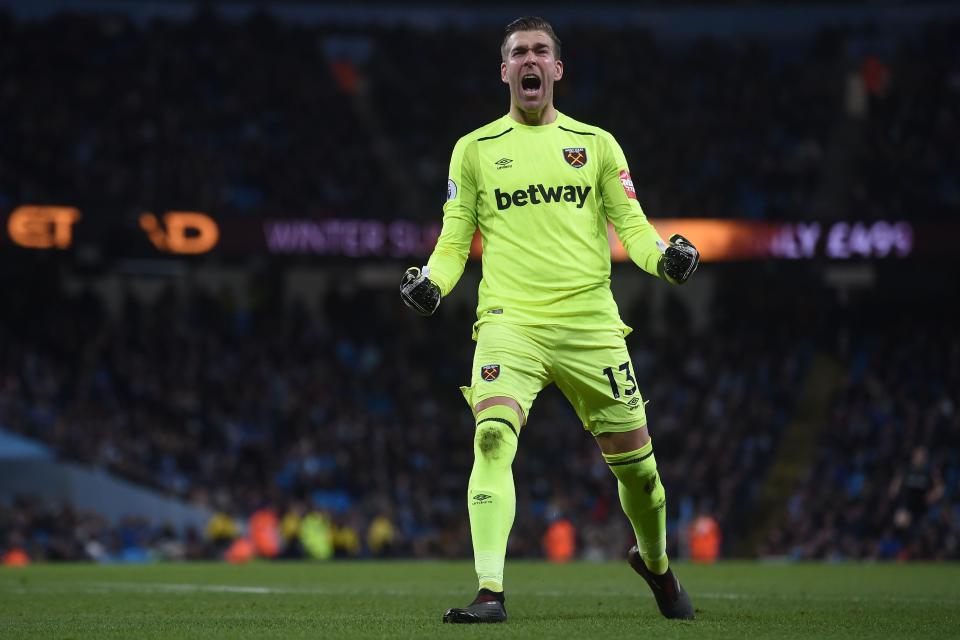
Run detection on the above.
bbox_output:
[494,157,513,169]
[472,493,493,505]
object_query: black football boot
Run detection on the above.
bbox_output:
[442,588,507,624]
[627,545,695,620]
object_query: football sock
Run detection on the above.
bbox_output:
[468,404,520,593]
[604,440,669,575]
[473,588,506,604]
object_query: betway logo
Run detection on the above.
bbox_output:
[495,184,592,210]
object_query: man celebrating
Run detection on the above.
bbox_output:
[401,16,699,623]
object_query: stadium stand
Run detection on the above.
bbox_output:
[4,11,954,222]
[760,323,960,560]
[5,270,957,562]
[1,9,958,563]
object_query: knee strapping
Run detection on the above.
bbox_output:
[474,404,519,464]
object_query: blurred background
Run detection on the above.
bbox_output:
[0,0,958,567]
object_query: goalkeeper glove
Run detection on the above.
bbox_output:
[400,266,441,316]
[657,234,700,285]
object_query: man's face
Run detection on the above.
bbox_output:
[501,30,563,114]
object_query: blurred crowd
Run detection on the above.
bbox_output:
[1,8,958,565]
[1,10,957,223]
[2,271,958,563]
[1,271,812,563]
[5,267,956,564]
[761,324,960,561]
[845,22,960,220]
[0,493,395,564]
[1,494,205,564]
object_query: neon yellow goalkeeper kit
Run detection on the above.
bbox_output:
[427,112,667,335]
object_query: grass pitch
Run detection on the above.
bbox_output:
[1,561,958,639]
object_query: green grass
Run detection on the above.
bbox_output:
[1,561,958,639]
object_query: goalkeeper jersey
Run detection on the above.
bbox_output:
[426,112,666,334]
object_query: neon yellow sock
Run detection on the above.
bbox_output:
[468,404,520,592]
[603,440,669,575]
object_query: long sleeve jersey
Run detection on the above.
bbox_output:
[427,112,666,335]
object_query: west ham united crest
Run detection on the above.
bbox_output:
[563,147,587,168]
[481,364,501,382]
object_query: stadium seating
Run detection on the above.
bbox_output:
[1,11,958,563]
[3,12,954,222]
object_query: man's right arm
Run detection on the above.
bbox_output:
[401,137,478,315]
[426,137,479,297]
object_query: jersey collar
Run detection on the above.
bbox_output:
[504,111,565,133]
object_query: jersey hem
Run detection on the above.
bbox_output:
[471,315,632,341]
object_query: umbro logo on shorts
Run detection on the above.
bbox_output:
[481,364,500,381]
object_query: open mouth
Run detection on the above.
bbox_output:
[520,74,542,95]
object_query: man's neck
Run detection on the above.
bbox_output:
[509,104,558,126]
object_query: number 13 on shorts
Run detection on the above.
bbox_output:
[601,361,638,399]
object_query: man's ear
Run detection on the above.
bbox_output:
[501,61,508,84]
[554,59,564,81]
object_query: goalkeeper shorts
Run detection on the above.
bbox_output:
[460,321,648,436]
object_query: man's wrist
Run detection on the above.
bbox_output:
[401,266,441,315]
[658,234,699,285]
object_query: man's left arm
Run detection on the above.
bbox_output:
[599,134,699,284]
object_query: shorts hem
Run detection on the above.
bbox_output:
[586,418,648,436]
[460,385,528,422]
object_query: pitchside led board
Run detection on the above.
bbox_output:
[0,204,937,262]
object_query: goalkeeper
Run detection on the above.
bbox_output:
[401,16,699,624]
